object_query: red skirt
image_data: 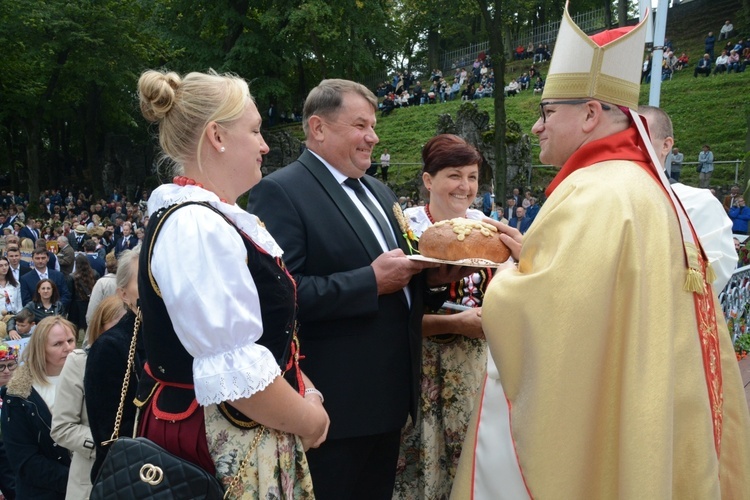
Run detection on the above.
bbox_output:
[139,399,216,475]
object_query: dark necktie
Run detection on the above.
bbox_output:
[343,178,398,250]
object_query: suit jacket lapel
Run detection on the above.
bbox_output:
[360,176,409,254]
[298,150,384,262]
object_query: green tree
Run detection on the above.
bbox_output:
[475,0,508,200]
[0,0,169,201]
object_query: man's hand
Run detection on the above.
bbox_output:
[8,330,20,340]
[372,249,435,295]
[483,218,523,261]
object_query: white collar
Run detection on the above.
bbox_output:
[147,183,283,257]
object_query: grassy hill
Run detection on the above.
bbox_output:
[274,0,750,196]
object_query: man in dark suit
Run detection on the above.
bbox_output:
[20,247,71,310]
[17,218,38,243]
[68,225,89,251]
[5,246,31,283]
[248,79,456,499]
[508,206,533,234]
[114,221,138,256]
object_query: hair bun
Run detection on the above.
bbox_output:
[138,70,182,123]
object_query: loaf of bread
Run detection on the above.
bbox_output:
[419,218,510,263]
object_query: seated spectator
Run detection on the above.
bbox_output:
[733,40,745,54]
[5,308,35,341]
[461,83,475,100]
[526,43,534,59]
[504,80,520,97]
[515,45,525,60]
[534,44,545,63]
[380,96,394,116]
[533,76,544,94]
[719,20,733,41]
[676,52,689,70]
[694,53,712,77]
[714,50,729,74]
[518,73,530,90]
[728,50,742,72]
[528,65,540,79]
[448,79,460,101]
[411,81,423,105]
[473,85,487,99]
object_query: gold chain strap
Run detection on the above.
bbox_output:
[222,425,266,499]
[101,308,141,446]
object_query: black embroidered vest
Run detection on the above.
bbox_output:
[136,202,300,422]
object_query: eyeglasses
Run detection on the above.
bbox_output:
[0,361,18,372]
[538,100,611,123]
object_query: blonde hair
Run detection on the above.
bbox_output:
[24,316,77,385]
[19,238,34,254]
[87,295,127,345]
[138,69,252,176]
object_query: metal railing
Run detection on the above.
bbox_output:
[671,160,745,184]
[720,264,750,342]
[440,8,605,70]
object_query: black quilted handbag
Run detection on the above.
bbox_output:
[90,437,224,499]
[89,310,225,500]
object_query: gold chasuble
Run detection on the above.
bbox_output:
[451,126,750,499]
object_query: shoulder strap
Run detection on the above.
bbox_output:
[146,201,236,298]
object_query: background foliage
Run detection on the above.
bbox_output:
[0,0,746,203]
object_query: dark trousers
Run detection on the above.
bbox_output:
[694,66,710,77]
[305,430,401,500]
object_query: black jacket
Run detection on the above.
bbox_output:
[84,312,143,481]
[0,365,71,499]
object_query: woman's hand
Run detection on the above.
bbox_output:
[300,397,330,451]
[455,307,485,339]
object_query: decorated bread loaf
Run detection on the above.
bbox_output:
[419,218,510,263]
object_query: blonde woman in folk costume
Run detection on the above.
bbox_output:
[135,69,328,498]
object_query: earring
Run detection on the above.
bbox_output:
[220,146,226,153]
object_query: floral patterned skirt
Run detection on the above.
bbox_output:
[394,336,487,500]
[204,404,315,499]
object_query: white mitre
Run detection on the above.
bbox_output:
[542,2,649,110]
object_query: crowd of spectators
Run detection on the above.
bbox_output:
[0,186,148,498]
[513,42,551,63]
[701,24,748,76]
[0,185,147,338]
[377,54,496,115]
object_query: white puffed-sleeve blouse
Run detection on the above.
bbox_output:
[147,183,283,406]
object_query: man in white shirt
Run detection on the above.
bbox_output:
[719,20,734,40]
[639,105,736,294]
[379,149,391,183]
